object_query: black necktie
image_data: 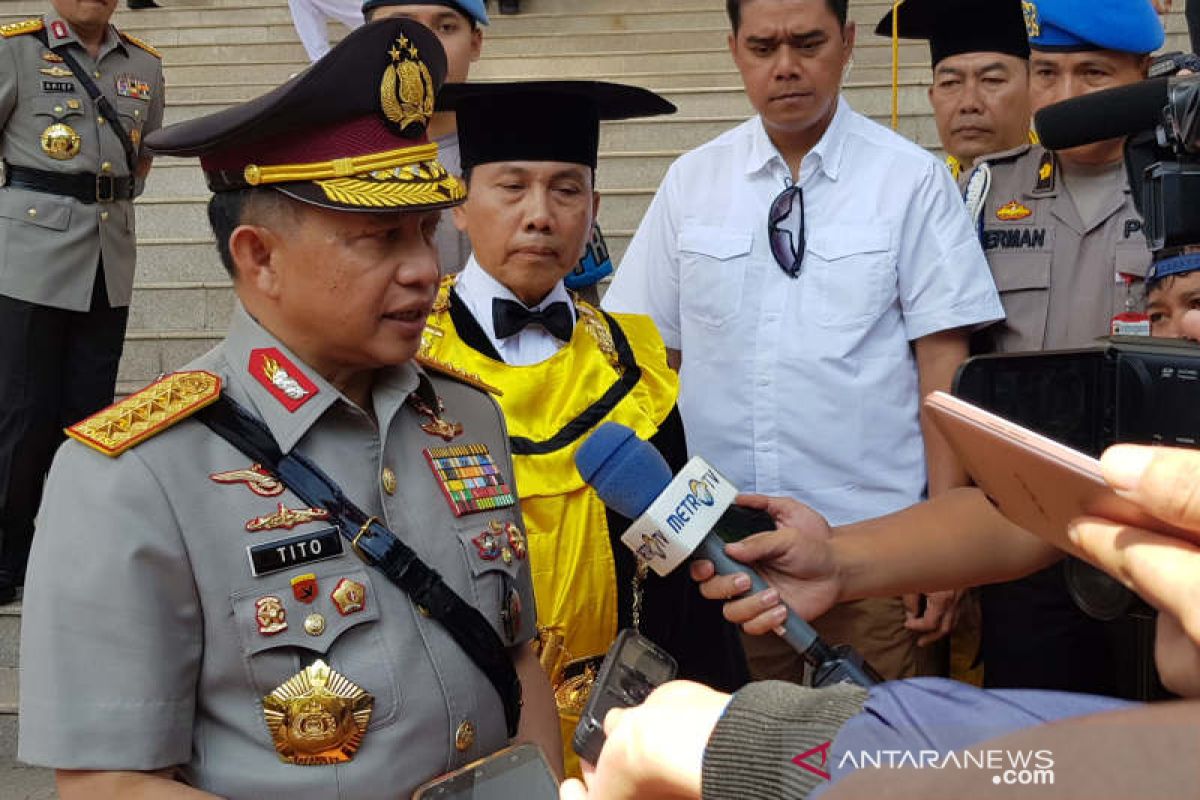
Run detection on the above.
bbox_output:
[492,298,574,341]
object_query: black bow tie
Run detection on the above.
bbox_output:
[492,298,574,341]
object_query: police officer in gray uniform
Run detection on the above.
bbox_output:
[964,0,1162,696]
[0,0,165,604]
[17,18,560,799]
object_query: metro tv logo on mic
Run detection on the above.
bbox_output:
[621,457,738,576]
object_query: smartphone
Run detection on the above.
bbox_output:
[923,391,1183,552]
[572,629,677,766]
[411,743,558,800]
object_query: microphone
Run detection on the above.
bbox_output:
[575,422,880,687]
[1035,77,1169,151]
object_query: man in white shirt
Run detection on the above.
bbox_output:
[602,0,1004,681]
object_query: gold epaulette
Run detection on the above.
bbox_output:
[120,31,161,58]
[66,371,222,457]
[416,355,503,397]
[0,18,44,38]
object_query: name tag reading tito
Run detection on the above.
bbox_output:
[248,528,343,577]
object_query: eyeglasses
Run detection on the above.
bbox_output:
[768,184,805,279]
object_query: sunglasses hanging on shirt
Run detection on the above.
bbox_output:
[768,182,805,279]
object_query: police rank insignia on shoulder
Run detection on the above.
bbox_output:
[0,18,44,38]
[424,444,516,517]
[416,354,502,396]
[1035,151,1055,193]
[263,659,373,765]
[120,31,161,58]
[66,371,221,457]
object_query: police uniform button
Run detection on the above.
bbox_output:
[101,161,112,173]
[27,208,36,217]
[381,467,397,495]
[97,116,106,126]
[454,720,475,752]
[53,105,63,114]
[304,613,326,636]
[100,211,109,221]
[92,70,100,79]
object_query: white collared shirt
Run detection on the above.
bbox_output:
[455,255,577,366]
[603,99,1004,526]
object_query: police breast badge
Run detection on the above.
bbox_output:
[263,659,374,764]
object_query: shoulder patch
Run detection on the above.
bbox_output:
[0,18,44,38]
[66,371,221,457]
[120,31,161,58]
[415,355,503,397]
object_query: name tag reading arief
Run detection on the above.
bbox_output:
[248,527,343,577]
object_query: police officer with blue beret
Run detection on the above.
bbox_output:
[965,0,1165,697]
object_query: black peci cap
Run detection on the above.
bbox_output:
[144,18,464,214]
[875,0,1031,69]
[436,80,676,171]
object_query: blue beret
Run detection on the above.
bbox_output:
[1025,0,1163,54]
[361,0,488,26]
[1146,253,1200,287]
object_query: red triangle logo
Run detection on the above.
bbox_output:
[792,740,832,781]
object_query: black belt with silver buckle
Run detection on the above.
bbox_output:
[4,164,134,203]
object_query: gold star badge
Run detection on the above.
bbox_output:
[263,660,374,765]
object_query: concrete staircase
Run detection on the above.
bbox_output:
[0,0,1190,793]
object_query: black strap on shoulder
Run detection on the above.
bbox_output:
[194,395,522,737]
[34,28,138,174]
[508,310,643,456]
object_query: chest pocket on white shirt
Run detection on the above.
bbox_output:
[803,226,892,328]
[677,226,752,328]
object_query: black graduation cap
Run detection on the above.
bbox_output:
[875,0,1031,69]
[144,18,464,214]
[436,81,676,171]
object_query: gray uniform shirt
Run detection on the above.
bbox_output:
[434,131,471,276]
[969,144,1151,352]
[0,11,165,310]
[18,304,537,799]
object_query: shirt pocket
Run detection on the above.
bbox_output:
[0,188,72,231]
[231,568,402,730]
[456,522,531,646]
[990,251,1053,294]
[115,96,147,151]
[676,225,752,329]
[804,226,892,328]
[30,95,86,122]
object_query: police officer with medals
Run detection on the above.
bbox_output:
[17,19,561,798]
[0,0,164,605]
[962,0,1163,696]
[422,80,750,776]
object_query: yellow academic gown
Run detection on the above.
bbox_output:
[420,276,678,776]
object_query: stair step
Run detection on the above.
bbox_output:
[0,601,18,670]
[0,667,16,716]
[118,331,223,385]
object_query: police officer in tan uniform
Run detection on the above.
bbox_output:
[963,0,1162,696]
[17,19,560,799]
[0,0,164,604]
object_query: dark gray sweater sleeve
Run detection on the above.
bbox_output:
[702,681,868,800]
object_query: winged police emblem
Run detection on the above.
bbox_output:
[380,34,434,135]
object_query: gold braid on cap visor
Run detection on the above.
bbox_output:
[241,142,465,208]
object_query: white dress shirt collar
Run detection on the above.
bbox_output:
[454,254,576,366]
[745,96,850,183]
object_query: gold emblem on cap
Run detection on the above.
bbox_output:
[41,122,81,160]
[455,720,476,752]
[381,34,434,133]
[1022,1,1040,38]
[263,659,374,765]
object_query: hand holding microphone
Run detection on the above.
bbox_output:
[575,422,880,687]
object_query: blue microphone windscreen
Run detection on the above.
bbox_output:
[575,422,673,519]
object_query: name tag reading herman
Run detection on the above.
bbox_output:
[248,528,343,577]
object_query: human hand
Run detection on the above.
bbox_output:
[559,681,728,800]
[902,589,961,646]
[1067,442,1200,696]
[689,494,841,635]
[1152,0,1173,12]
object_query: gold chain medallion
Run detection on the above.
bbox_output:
[262,659,374,765]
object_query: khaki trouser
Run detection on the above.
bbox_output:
[741,596,927,683]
